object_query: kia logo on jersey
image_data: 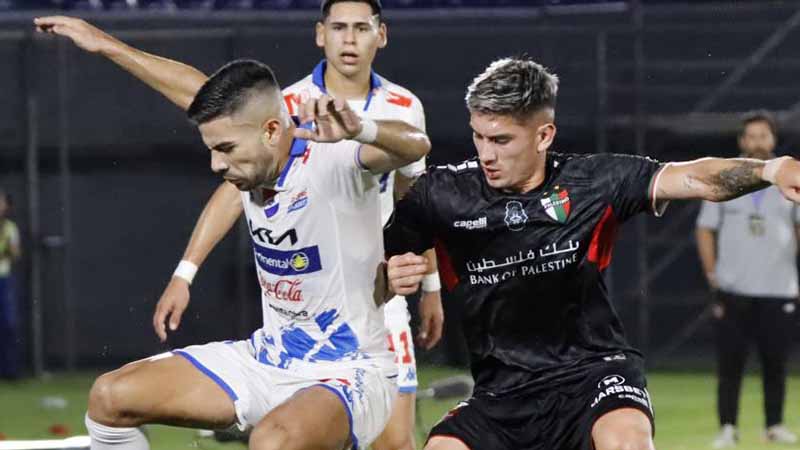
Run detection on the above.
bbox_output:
[250,220,298,247]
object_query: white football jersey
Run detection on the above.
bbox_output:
[244,131,394,375]
[283,60,427,226]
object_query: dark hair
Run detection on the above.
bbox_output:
[740,110,778,137]
[187,59,281,125]
[466,56,559,122]
[321,0,382,21]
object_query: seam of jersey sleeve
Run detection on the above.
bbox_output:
[649,163,671,217]
[354,144,371,172]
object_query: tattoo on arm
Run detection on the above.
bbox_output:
[690,160,769,201]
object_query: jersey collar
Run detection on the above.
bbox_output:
[276,119,314,189]
[311,59,382,111]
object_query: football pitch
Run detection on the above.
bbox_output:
[0,366,796,450]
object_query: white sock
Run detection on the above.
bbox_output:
[85,414,150,450]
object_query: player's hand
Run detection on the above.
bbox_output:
[294,95,362,143]
[152,276,191,342]
[418,289,444,350]
[33,16,118,54]
[387,252,428,296]
[774,158,800,203]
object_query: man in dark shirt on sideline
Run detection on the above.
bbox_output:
[385,57,800,450]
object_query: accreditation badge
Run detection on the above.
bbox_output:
[748,213,766,236]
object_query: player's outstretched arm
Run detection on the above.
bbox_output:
[655,156,800,203]
[152,181,243,342]
[295,96,431,174]
[34,16,206,111]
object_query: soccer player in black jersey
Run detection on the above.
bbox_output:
[384,57,800,450]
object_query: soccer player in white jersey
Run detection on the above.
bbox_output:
[47,56,428,450]
[35,2,443,449]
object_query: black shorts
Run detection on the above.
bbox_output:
[428,354,655,450]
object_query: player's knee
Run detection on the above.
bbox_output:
[423,436,466,450]
[594,429,653,450]
[249,419,303,450]
[373,431,415,450]
[87,371,137,426]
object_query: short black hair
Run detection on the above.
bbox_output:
[187,59,281,125]
[740,109,778,137]
[321,0,382,21]
[466,56,559,122]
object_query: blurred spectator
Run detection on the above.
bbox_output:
[0,188,21,380]
[695,111,800,448]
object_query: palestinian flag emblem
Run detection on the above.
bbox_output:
[541,186,571,223]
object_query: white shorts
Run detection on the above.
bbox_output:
[173,339,396,449]
[383,295,418,393]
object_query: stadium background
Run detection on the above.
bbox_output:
[1,0,800,448]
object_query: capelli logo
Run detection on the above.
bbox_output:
[453,217,487,230]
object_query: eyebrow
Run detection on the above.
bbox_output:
[470,125,509,137]
[211,141,235,152]
[331,21,372,27]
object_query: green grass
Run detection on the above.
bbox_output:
[0,367,795,449]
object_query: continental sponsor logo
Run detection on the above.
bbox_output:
[253,243,322,276]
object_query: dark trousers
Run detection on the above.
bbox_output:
[715,291,796,427]
[0,276,19,378]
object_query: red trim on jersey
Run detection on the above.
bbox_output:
[587,205,619,271]
[284,93,299,115]
[387,91,413,108]
[302,147,312,164]
[434,239,459,291]
[560,189,571,217]
[319,378,351,386]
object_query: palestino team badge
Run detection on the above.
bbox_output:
[290,252,310,272]
[504,201,529,231]
[541,186,571,224]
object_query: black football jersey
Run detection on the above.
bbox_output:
[385,151,665,395]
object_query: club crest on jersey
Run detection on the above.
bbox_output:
[504,201,528,231]
[288,191,309,213]
[541,186,571,224]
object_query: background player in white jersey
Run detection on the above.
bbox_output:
[37,54,430,449]
[35,3,443,449]
[292,4,444,448]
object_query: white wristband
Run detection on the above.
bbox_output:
[354,118,378,144]
[421,272,441,292]
[762,156,792,184]
[173,260,198,284]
